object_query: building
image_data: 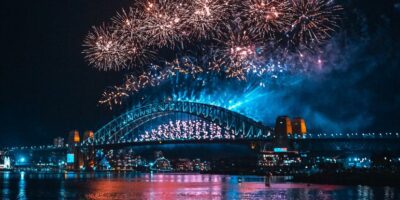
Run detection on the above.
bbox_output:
[258,148,302,170]
[53,137,64,147]
[292,117,307,134]
[0,156,11,170]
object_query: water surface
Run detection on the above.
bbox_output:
[0,172,399,199]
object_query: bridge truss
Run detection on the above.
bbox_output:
[82,101,273,146]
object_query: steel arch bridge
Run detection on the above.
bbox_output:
[82,101,273,147]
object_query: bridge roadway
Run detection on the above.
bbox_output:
[3,133,399,152]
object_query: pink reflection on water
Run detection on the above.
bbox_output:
[85,174,225,199]
[268,183,340,190]
[83,174,342,200]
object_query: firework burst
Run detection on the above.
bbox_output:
[83,0,344,108]
[241,0,292,39]
[112,8,144,40]
[83,25,131,71]
[284,0,343,50]
[185,0,232,39]
[138,0,189,48]
[83,24,155,71]
[213,29,264,80]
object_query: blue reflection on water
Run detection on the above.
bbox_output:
[0,171,398,200]
[18,171,26,200]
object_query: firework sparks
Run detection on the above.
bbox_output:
[185,0,232,39]
[83,0,343,108]
[213,29,263,80]
[139,0,189,48]
[112,8,144,40]
[98,56,207,106]
[241,0,292,39]
[83,25,131,71]
[285,0,343,50]
[83,0,342,70]
[98,86,129,108]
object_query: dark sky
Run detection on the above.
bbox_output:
[1,0,400,146]
[0,0,134,146]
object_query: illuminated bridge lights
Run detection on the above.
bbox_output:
[290,132,400,140]
[81,101,273,147]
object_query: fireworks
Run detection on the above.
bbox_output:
[285,0,343,50]
[241,0,292,39]
[213,30,262,80]
[112,8,143,41]
[185,0,232,39]
[139,0,190,48]
[98,86,129,107]
[83,25,130,71]
[97,55,296,107]
[83,0,343,107]
[98,56,207,107]
[83,0,342,70]
[83,24,155,71]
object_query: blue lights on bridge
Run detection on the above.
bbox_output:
[81,101,273,147]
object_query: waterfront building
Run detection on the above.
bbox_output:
[53,137,64,147]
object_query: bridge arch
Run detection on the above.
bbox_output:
[82,101,272,146]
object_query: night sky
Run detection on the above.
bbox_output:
[1,0,400,146]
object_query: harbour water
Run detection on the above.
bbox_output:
[0,171,399,199]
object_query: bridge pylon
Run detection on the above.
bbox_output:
[273,116,292,148]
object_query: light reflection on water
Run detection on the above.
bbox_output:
[0,171,399,200]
